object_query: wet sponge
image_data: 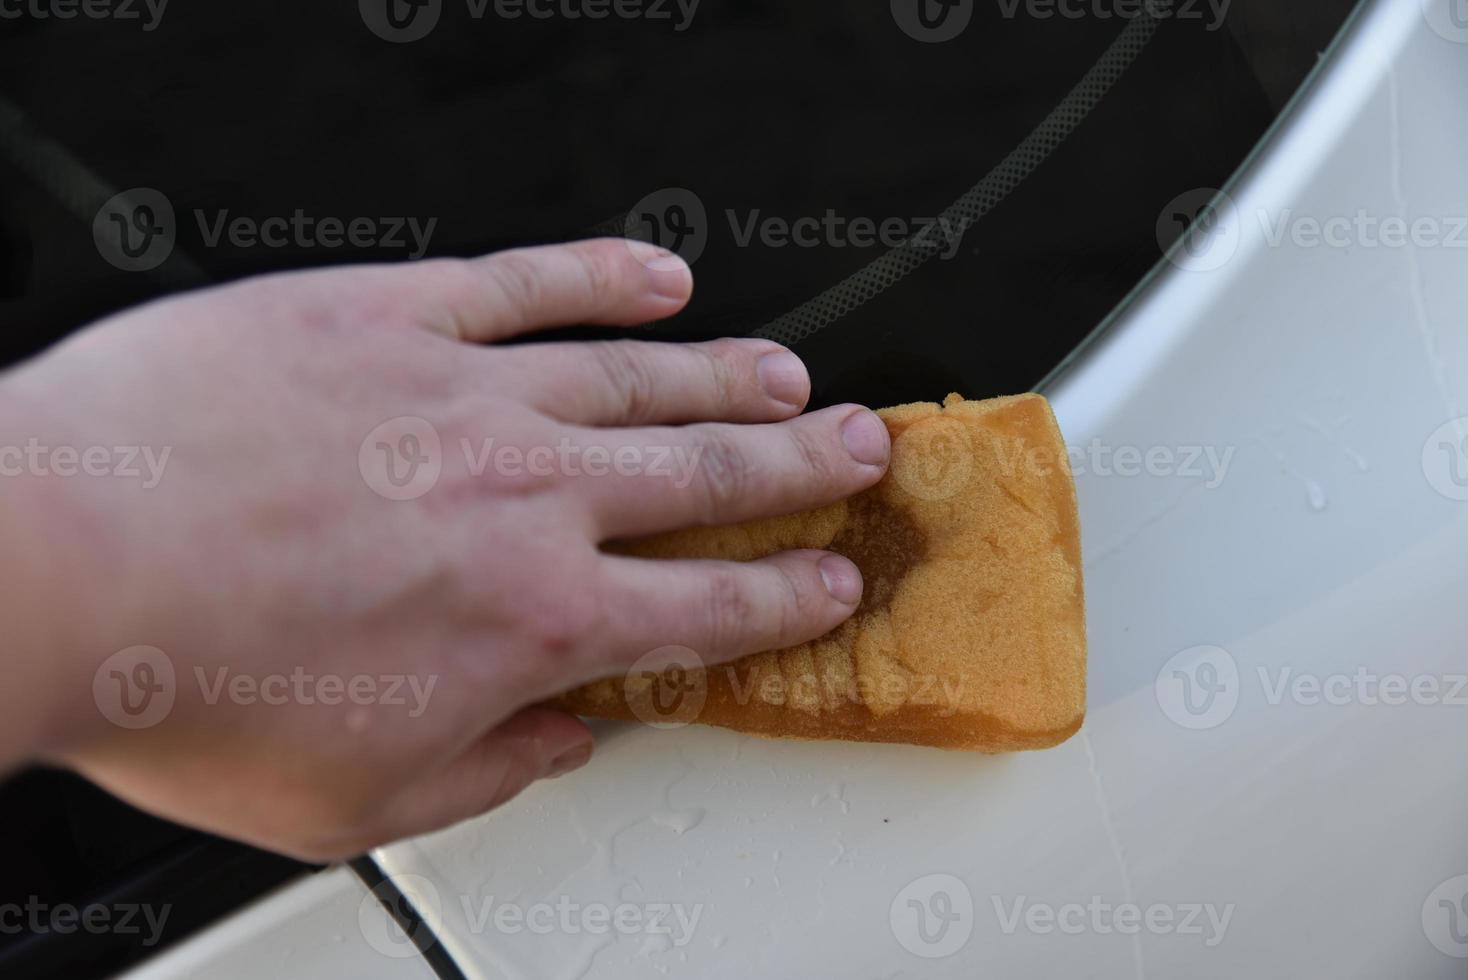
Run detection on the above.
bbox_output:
[558,393,1086,752]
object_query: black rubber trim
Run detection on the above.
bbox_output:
[348,855,468,980]
[0,836,312,980]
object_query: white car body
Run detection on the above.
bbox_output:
[126,0,1468,975]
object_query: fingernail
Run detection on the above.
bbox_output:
[625,240,693,298]
[756,350,809,407]
[819,554,863,605]
[840,409,890,466]
[546,742,593,779]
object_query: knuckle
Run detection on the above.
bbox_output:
[420,257,502,338]
[772,562,812,646]
[789,423,839,484]
[487,754,540,807]
[483,252,545,321]
[703,568,753,653]
[574,243,619,301]
[525,584,602,660]
[594,342,660,423]
[692,428,750,523]
[430,256,485,304]
[698,340,743,413]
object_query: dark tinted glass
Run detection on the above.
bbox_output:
[0,1,1359,974]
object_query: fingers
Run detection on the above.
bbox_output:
[593,549,864,668]
[371,708,593,846]
[383,238,692,342]
[578,404,891,539]
[499,337,811,427]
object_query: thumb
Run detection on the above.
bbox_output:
[371,708,593,846]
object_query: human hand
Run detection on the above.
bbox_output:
[0,238,890,859]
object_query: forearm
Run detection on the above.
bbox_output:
[0,469,69,770]
[0,382,96,771]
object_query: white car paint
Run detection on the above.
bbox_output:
[120,866,437,980]
[136,0,1468,975]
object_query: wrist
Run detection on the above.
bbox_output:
[0,384,106,767]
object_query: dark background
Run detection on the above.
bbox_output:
[0,1,1357,975]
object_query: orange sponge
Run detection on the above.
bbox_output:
[559,393,1086,752]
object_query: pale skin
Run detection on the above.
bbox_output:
[0,238,889,861]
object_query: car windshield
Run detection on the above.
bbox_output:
[0,2,1362,975]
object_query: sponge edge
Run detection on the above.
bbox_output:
[557,392,1087,752]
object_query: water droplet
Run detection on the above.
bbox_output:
[1306,480,1327,511]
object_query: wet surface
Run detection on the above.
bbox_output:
[829,494,927,617]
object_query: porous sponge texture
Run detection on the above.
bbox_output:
[558,393,1086,752]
